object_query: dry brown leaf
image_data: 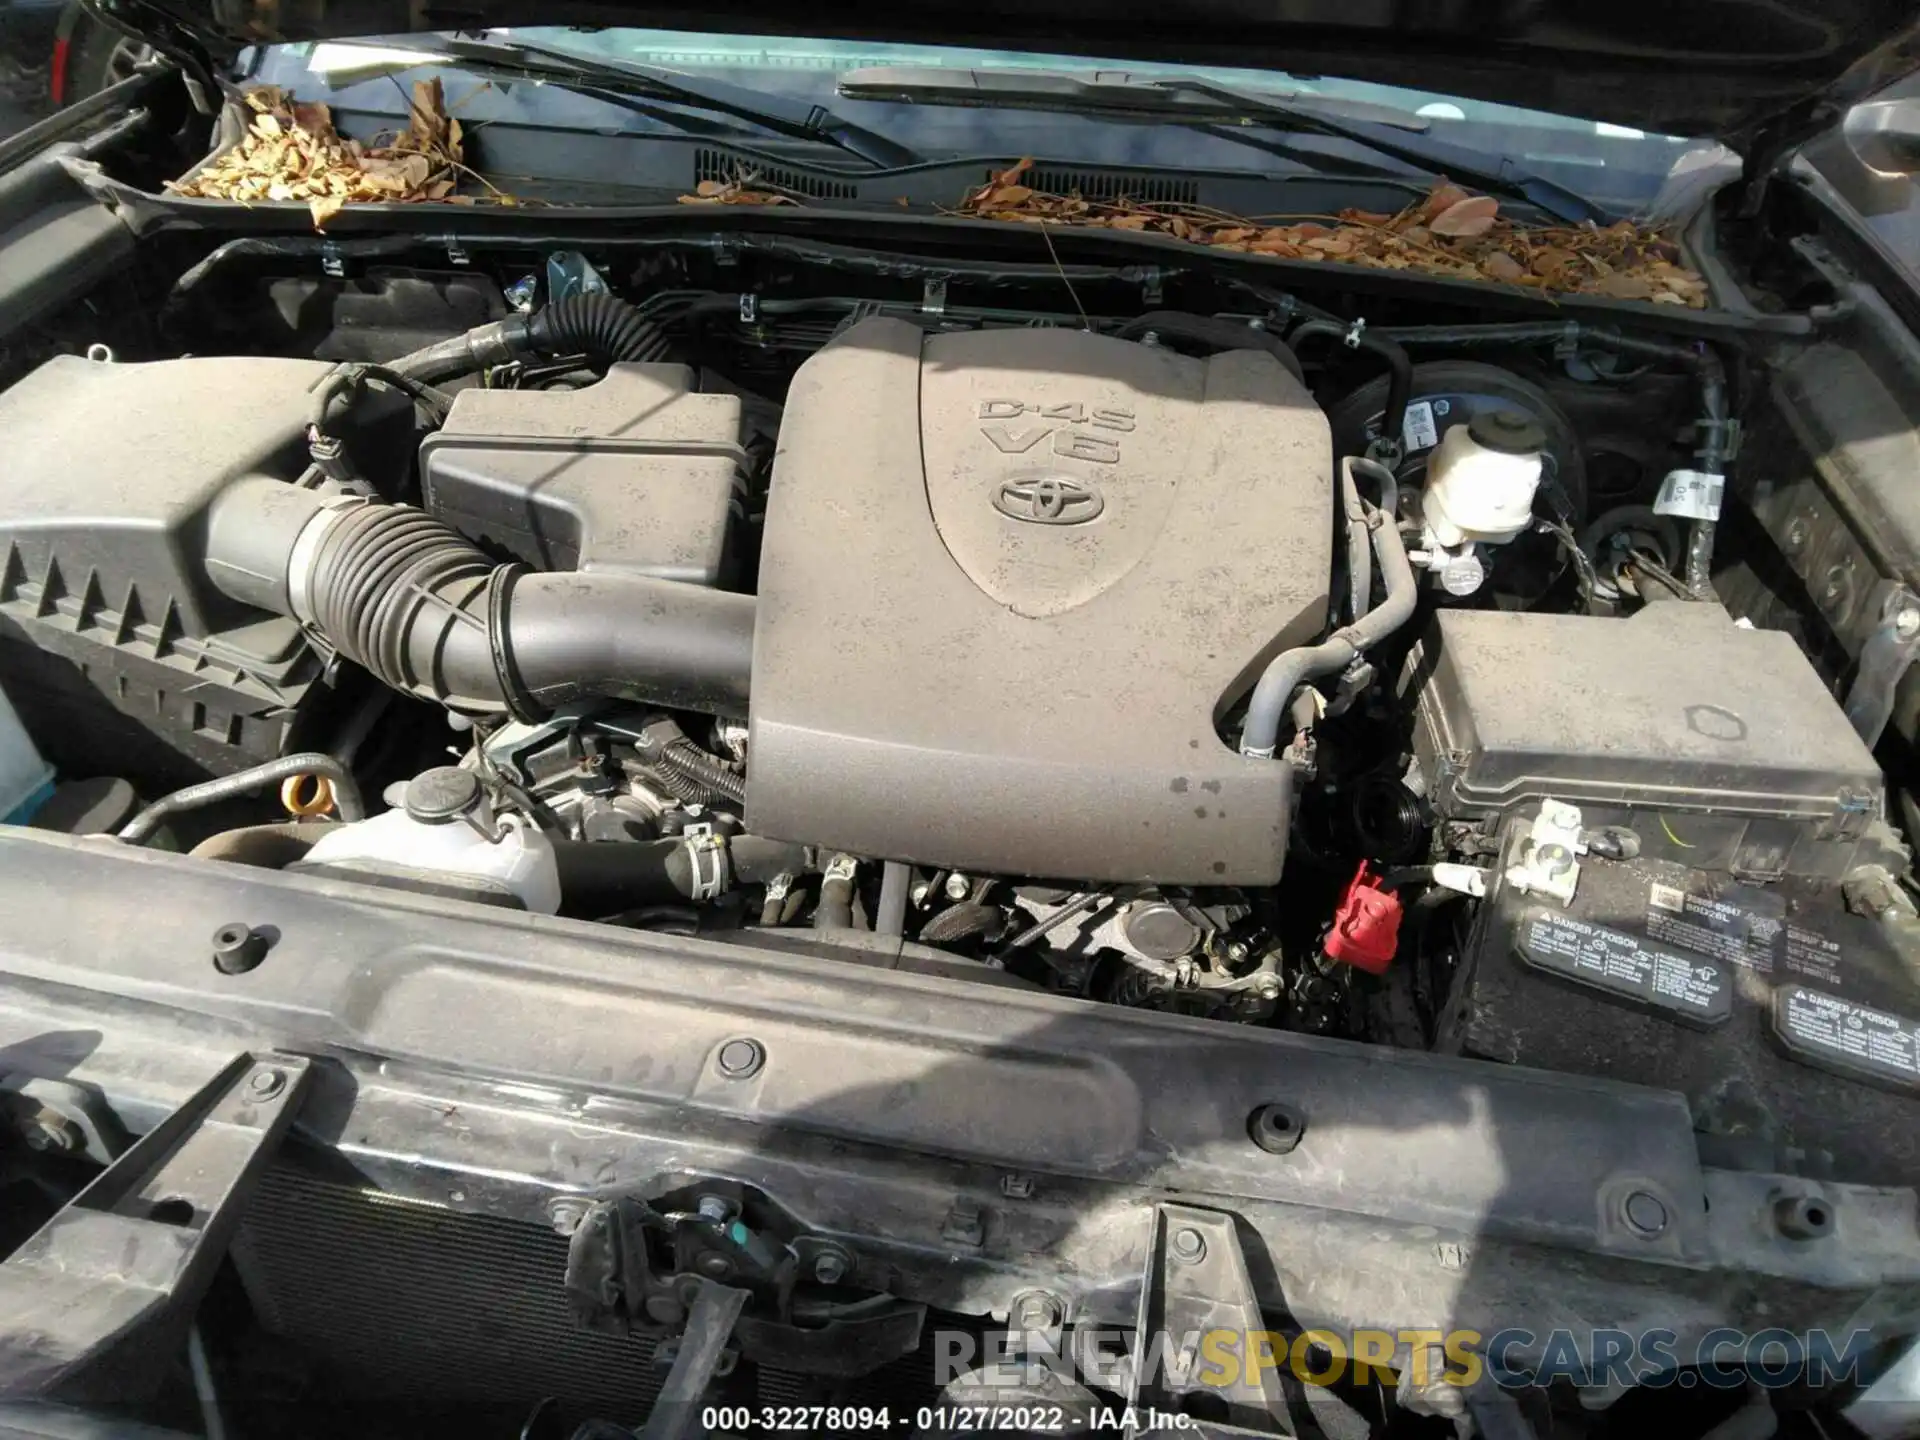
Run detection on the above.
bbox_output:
[1429,195,1500,238]
[1484,251,1526,282]
[308,194,343,230]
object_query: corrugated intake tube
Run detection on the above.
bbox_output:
[205,481,753,720]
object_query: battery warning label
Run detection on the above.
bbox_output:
[1644,882,1843,983]
[1520,910,1732,1026]
[1775,988,1920,1092]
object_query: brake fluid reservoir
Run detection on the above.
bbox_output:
[296,766,562,913]
[1422,410,1546,547]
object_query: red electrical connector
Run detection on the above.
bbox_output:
[1323,861,1403,974]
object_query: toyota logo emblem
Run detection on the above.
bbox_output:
[992,475,1105,525]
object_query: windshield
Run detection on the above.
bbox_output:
[250,27,1726,213]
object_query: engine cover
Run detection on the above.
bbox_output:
[747,319,1332,884]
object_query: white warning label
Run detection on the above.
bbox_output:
[1402,400,1440,452]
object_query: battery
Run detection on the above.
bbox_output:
[1443,813,1920,1188]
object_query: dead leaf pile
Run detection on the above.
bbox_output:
[679,178,799,207]
[953,161,1709,307]
[167,81,515,230]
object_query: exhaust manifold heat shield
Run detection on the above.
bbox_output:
[746,318,1332,884]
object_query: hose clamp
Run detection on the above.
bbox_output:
[486,565,549,724]
[1342,318,1367,349]
[681,824,732,901]
[285,496,365,625]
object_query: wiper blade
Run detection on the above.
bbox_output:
[838,66,1604,223]
[381,37,920,169]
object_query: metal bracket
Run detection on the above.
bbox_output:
[319,243,345,279]
[1844,583,1920,747]
[738,293,759,324]
[1125,1204,1285,1436]
[921,278,949,317]
[0,1053,311,1402]
[444,237,471,267]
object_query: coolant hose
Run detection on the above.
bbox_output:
[119,754,366,844]
[387,294,671,384]
[553,835,808,917]
[1240,460,1418,758]
[205,481,754,718]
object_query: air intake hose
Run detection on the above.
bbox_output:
[206,480,753,718]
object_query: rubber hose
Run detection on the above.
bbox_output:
[1240,468,1419,758]
[525,293,670,365]
[1113,313,1305,381]
[553,835,807,917]
[119,754,366,844]
[189,821,337,869]
[386,294,669,384]
[1288,319,1413,456]
[815,873,857,930]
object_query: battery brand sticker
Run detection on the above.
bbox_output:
[1654,468,1725,521]
[1402,400,1440,452]
[1642,880,1845,983]
[1774,987,1920,1092]
[1519,909,1732,1025]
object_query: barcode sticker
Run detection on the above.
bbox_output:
[1402,400,1440,452]
[1655,469,1725,521]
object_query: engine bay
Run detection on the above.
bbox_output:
[4,234,1917,1198]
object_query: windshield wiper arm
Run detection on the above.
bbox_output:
[838,66,1603,222]
[385,37,920,169]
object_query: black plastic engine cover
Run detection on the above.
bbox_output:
[747,318,1332,884]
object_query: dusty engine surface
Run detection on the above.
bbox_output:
[746,318,1333,884]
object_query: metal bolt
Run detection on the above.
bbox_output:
[716,1037,765,1079]
[1255,976,1282,1001]
[697,1253,733,1279]
[696,1194,730,1223]
[1623,1190,1669,1237]
[944,872,972,902]
[1013,1291,1063,1332]
[546,1197,590,1236]
[812,1252,848,1284]
[909,882,932,907]
[1225,941,1249,963]
[1170,1227,1206,1264]
[245,1068,286,1101]
[1896,607,1920,641]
